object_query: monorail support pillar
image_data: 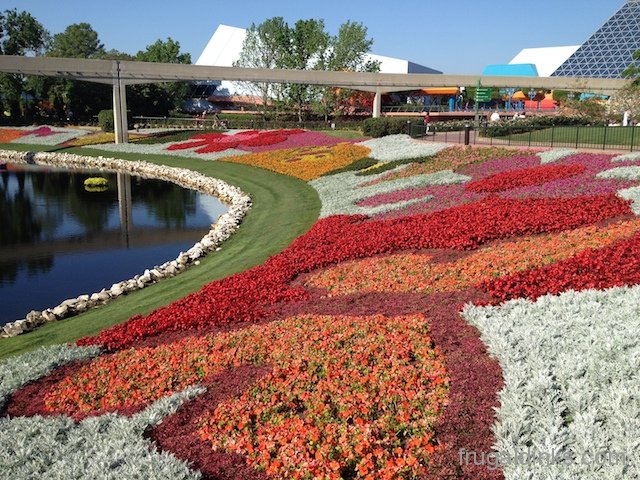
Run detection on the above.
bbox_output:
[373,89,382,118]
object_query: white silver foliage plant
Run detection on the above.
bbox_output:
[357,134,449,162]
[537,149,578,164]
[0,344,101,411]
[0,386,205,479]
[310,166,469,217]
[597,166,640,180]
[617,186,640,214]
[610,151,640,162]
[463,286,640,480]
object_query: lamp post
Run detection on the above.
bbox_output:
[528,89,536,112]
[505,87,515,111]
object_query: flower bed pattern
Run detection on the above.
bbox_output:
[465,164,586,193]
[77,193,631,352]
[0,125,91,145]
[166,129,305,153]
[46,314,449,478]
[307,218,640,296]
[362,153,637,219]
[360,146,530,186]
[4,136,640,479]
[220,143,371,180]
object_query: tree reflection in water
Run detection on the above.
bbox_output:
[0,163,224,325]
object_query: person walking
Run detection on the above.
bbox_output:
[423,111,431,134]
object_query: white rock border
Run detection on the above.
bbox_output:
[0,150,252,338]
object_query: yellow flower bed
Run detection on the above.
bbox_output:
[220,143,371,180]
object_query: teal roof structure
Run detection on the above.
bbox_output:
[482,64,539,76]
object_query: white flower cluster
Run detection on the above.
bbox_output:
[356,134,449,162]
[0,344,100,410]
[84,141,249,161]
[610,152,640,162]
[0,149,252,337]
[463,286,640,480]
[597,166,640,181]
[310,165,469,217]
[537,149,578,164]
[0,386,204,479]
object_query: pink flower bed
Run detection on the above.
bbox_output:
[25,126,60,137]
[362,153,637,219]
[166,129,304,153]
[238,130,362,152]
[165,129,358,155]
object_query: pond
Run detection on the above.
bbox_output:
[0,162,227,326]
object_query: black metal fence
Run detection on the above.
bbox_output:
[410,123,640,152]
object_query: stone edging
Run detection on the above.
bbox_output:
[0,150,252,338]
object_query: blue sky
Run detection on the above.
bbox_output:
[3,0,625,74]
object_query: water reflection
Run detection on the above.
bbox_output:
[0,163,227,325]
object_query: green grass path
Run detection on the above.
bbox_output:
[0,144,320,359]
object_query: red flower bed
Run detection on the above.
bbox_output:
[466,163,586,193]
[166,129,304,153]
[78,193,631,352]
[481,232,640,303]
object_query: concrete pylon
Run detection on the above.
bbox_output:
[112,68,129,144]
[372,90,382,118]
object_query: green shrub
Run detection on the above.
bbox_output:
[98,110,114,133]
[362,117,419,137]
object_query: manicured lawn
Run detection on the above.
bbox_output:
[503,125,640,149]
[0,144,320,359]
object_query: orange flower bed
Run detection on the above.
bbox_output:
[220,143,370,180]
[45,313,448,479]
[0,128,27,143]
[308,218,640,295]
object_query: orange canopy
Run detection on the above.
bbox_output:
[420,87,459,95]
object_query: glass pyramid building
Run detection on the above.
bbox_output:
[552,0,640,78]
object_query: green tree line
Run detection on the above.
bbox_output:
[1,10,380,125]
[0,9,192,123]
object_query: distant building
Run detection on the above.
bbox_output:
[502,0,640,78]
[508,46,580,77]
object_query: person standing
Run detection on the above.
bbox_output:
[423,111,431,134]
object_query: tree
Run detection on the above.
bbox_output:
[609,83,640,121]
[317,21,379,120]
[0,9,48,121]
[45,23,110,121]
[233,17,290,117]
[234,17,377,121]
[129,38,192,116]
[623,49,640,86]
[282,19,329,121]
